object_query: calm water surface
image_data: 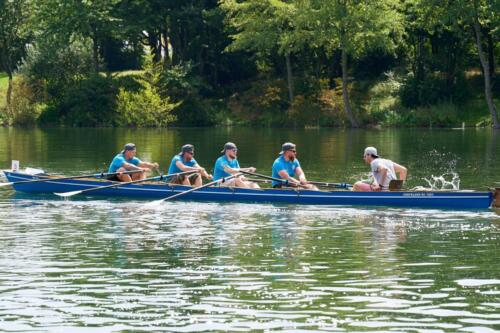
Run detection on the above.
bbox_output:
[0,128,499,332]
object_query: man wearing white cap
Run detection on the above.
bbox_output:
[353,146,407,191]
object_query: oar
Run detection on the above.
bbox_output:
[146,173,240,207]
[239,170,320,189]
[306,180,352,189]
[54,170,199,198]
[247,178,352,189]
[0,170,144,188]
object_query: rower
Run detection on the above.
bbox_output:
[168,144,213,186]
[213,142,260,189]
[353,146,407,192]
[271,142,318,190]
[108,143,159,182]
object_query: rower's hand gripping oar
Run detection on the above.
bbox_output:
[0,170,144,188]
[146,173,241,207]
[238,170,305,187]
[54,170,199,198]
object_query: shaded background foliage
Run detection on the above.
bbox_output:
[0,0,498,128]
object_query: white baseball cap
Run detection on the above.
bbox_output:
[364,146,379,157]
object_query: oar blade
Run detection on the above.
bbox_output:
[0,182,13,188]
[145,199,166,208]
[54,190,83,198]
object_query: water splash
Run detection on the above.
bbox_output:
[411,172,461,191]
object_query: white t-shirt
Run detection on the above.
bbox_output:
[370,158,396,188]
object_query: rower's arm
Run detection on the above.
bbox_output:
[223,165,240,176]
[295,167,307,184]
[175,160,197,172]
[193,163,211,178]
[237,167,256,173]
[278,170,300,185]
[138,161,159,169]
[393,163,407,180]
[376,165,388,188]
[122,162,143,171]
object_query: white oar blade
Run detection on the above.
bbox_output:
[144,199,165,208]
[54,190,82,198]
[0,182,13,187]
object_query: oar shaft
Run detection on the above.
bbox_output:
[307,180,352,188]
[158,174,239,203]
[71,170,199,195]
[2,170,144,187]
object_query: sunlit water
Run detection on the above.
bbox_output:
[0,128,499,332]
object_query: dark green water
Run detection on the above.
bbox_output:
[0,128,499,332]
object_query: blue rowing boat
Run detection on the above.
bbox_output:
[2,170,498,209]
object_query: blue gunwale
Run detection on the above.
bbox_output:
[3,171,494,209]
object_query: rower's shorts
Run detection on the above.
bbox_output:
[169,173,200,184]
[107,175,120,182]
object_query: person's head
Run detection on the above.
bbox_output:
[179,144,195,161]
[121,143,137,159]
[363,146,379,164]
[221,142,238,159]
[280,142,297,161]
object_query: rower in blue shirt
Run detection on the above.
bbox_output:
[167,144,212,186]
[271,142,318,190]
[108,143,159,182]
[213,142,260,189]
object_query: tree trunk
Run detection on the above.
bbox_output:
[285,53,294,104]
[6,71,13,117]
[162,27,170,69]
[473,20,499,129]
[487,29,495,79]
[341,48,358,128]
[92,36,99,73]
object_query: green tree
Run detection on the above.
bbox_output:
[0,0,30,116]
[34,0,120,72]
[295,0,403,127]
[220,0,299,103]
[409,0,499,128]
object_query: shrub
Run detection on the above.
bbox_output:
[39,74,116,126]
[116,79,178,127]
[9,76,40,126]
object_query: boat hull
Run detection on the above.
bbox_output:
[3,171,494,209]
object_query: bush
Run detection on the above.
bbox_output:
[116,79,178,127]
[9,77,40,126]
[399,72,471,108]
[39,74,116,126]
[20,38,94,101]
[159,62,218,126]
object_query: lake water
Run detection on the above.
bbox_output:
[0,127,499,332]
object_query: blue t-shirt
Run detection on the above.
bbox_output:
[108,153,141,173]
[168,154,198,174]
[272,155,301,186]
[213,155,240,181]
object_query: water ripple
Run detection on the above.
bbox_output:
[0,197,499,331]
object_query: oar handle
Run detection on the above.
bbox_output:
[239,170,305,188]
